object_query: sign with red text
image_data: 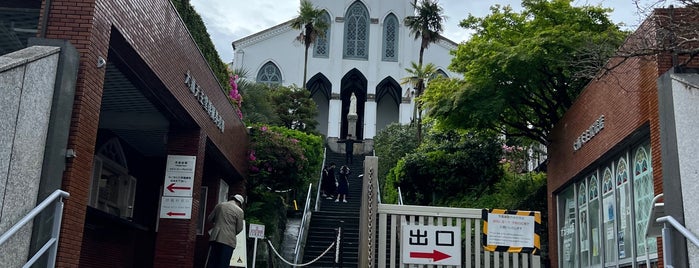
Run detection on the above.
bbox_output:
[249,223,265,239]
[163,155,196,197]
[401,224,461,266]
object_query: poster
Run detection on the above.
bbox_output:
[592,228,599,257]
[619,186,626,229]
[580,209,589,251]
[603,195,615,223]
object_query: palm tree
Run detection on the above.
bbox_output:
[290,0,328,90]
[401,62,437,142]
[404,0,444,142]
[404,0,445,67]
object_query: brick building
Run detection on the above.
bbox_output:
[547,7,699,268]
[0,0,248,267]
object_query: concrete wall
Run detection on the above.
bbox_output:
[658,72,699,268]
[0,46,60,267]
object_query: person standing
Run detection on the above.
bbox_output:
[335,165,350,203]
[322,162,337,199]
[338,134,361,164]
[206,194,245,268]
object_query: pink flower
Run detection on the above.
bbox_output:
[291,139,299,144]
[260,126,268,132]
[248,150,256,161]
[250,165,260,172]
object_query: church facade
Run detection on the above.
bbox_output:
[232,0,457,149]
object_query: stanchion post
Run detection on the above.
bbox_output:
[252,238,259,268]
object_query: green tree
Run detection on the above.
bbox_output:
[383,127,504,205]
[404,0,445,66]
[423,0,626,144]
[291,0,329,89]
[270,85,319,133]
[373,123,418,197]
[401,61,438,138]
[404,0,445,143]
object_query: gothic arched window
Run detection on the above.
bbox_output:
[256,61,282,85]
[382,13,398,61]
[343,1,369,59]
[314,11,331,58]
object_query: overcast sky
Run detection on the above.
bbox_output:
[190,0,680,63]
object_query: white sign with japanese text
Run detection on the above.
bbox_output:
[249,223,265,239]
[163,155,196,197]
[486,213,535,247]
[401,224,461,266]
[159,196,192,219]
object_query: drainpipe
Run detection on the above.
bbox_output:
[40,0,52,38]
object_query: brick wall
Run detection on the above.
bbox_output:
[40,0,249,267]
[546,7,699,268]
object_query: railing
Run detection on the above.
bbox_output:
[657,215,699,268]
[294,147,327,265]
[314,147,327,212]
[293,183,314,265]
[0,189,69,268]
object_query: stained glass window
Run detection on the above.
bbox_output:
[256,62,282,85]
[343,1,369,59]
[633,145,656,255]
[314,11,331,58]
[382,14,398,61]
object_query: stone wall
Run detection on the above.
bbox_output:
[0,46,60,267]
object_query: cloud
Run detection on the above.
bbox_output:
[191,0,681,63]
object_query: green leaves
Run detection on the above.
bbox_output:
[427,0,626,144]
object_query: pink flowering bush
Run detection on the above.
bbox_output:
[229,74,243,119]
[247,124,323,191]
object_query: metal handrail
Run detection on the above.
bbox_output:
[0,189,69,268]
[314,147,327,212]
[295,147,327,264]
[293,183,314,265]
[657,216,699,247]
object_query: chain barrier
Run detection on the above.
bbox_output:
[265,238,336,267]
[366,167,374,267]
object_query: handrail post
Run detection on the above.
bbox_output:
[47,195,66,268]
[662,223,673,268]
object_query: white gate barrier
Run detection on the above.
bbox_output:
[375,204,542,268]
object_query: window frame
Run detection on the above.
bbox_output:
[343,1,369,60]
[382,13,398,61]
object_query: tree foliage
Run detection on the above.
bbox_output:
[382,127,504,206]
[423,0,626,144]
[270,85,319,133]
[373,123,419,193]
[170,0,230,92]
[404,0,446,65]
[247,124,323,192]
[291,0,328,89]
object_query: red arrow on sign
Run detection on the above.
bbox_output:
[410,250,451,262]
[166,183,191,193]
[166,211,186,216]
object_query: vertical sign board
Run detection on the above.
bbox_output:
[159,155,196,220]
[163,155,196,197]
[229,221,248,267]
[401,224,461,266]
[248,224,266,268]
[482,209,541,254]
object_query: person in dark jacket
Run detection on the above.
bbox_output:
[335,165,350,203]
[322,162,337,199]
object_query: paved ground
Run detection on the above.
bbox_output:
[280,217,301,266]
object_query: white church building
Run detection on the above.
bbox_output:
[232,0,457,151]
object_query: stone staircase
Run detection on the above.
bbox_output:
[301,150,365,267]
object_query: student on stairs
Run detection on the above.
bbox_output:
[335,165,350,203]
